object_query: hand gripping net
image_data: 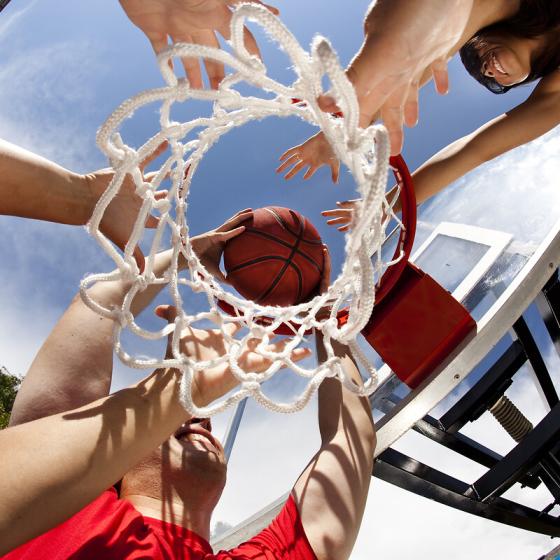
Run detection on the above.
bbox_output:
[81,4,405,417]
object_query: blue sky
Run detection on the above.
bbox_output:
[1,1,559,558]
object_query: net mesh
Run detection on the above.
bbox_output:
[80,4,404,417]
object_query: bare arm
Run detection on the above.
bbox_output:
[410,71,560,206]
[0,139,93,225]
[0,367,189,555]
[292,338,375,560]
[322,72,560,229]
[9,249,176,426]
[9,209,251,426]
[1,287,309,553]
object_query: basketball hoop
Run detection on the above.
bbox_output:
[80,4,412,417]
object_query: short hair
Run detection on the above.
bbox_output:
[459,0,560,94]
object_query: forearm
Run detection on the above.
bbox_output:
[0,139,93,225]
[0,367,190,555]
[293,339,375,560]
[10,249,178,426]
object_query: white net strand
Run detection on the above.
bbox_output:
[81,4,402,417]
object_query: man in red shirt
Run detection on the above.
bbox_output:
[1,208,375,559]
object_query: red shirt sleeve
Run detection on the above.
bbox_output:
[214,495,317,560]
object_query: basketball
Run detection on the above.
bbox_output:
[223,207,325,306]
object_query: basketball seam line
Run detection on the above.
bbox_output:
[242,228,323,274]
[227,255,304,303]
[257,209,305,304]
[264,207,323,245]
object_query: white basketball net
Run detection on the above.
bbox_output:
[81,4,404,417]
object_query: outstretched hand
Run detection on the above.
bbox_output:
[317,0,473,155]
[321,200,359,233]
[119,0,279,89]
[156,305,311,406]
[277,132,340,183]
[84,142,169,271]
[190,208,252,283]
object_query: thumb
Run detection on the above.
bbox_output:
[155,304,178,323]
[133,246,146,273]
[217,225,245,242]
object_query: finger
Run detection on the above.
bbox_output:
[140,141,169,172]
[303,165,319,180]
[326,217,352,227]
[242,27,261,59]
[133,246,146,273]
[216,209,252,232]
[380,103,404,156]
[278,146,302,162]
[146,32,169,55]
[215,225,245,242]
[336,199,360,208]
[155,304,178,323]
[284,160,307,180]
[291,347,312,362]
[321,209,352,219]
[276,153,301,174]
[403,83,419,128]
[317,94,340,114]
[171,34,204,89]
[320,245,331,293]
[431,57,449,95]
[192,30,225,89]
[331,160,340,184]
[338,225,351,232]
[222,321,243,337]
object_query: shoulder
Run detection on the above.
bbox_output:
[216,496,316,560]
[533,70,560,95]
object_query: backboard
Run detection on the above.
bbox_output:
[212,125,560,544]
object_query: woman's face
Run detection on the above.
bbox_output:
[476,31,546,87]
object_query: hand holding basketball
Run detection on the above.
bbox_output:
[190,208,252,283]
[223,207,326,306]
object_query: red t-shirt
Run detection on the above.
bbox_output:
[2,488,317,559]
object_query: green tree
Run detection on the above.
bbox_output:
[0,366,21,429]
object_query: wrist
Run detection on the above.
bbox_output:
[75,172,99,226]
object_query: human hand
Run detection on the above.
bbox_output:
[190,208,252,282]
[119,0,279,89]
[321,200,359,233]
[317,0,472,155]
[156,305,311,406]
[83,142,169,271]
[276,132,340,183]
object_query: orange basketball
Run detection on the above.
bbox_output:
[223,207,325,306]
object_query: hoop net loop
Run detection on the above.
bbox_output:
[81,4,412,417]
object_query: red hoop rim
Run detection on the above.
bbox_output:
[217,98,417,335]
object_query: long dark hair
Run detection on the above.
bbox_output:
[459,0,560,94]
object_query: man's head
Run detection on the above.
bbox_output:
[120,417,227,518]
[460,1,560,93]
